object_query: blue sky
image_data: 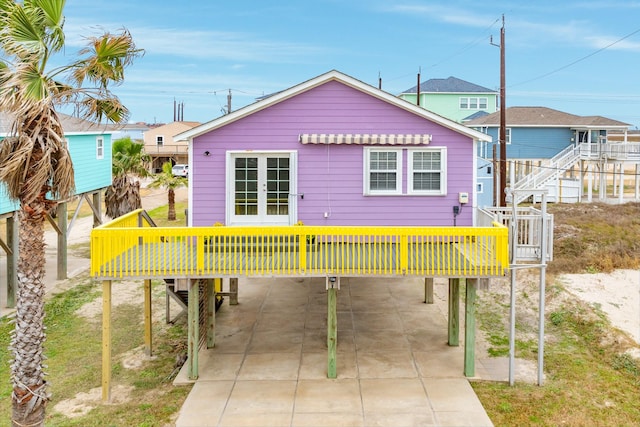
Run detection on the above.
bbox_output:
[61,1,640,128]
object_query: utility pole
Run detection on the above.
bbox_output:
[491,15,507,206]
[416,67,421,107]
[227,89,232,115]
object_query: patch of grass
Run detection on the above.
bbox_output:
[0,278,191,426]
[474,296,640,426]
[147,201,188,227]
[549,202,640,274]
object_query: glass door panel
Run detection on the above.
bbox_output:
[230,153,293,225]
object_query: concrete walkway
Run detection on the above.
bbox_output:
[174,277,495,427]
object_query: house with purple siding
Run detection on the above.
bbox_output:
[177,70,492,227]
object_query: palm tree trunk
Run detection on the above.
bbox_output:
[168,188,176,221]
[11,204,48,427]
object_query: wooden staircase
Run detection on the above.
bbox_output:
[165,278,225,324]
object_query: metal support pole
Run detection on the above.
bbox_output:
[537,193,548,386]
[508,195,518,385]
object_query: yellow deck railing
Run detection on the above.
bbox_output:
[91,210,509,279]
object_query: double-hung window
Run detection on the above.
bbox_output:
[460,97,488,110]
[408,148,447,195]
[364,148,402,195]
[156,135,164,146]
[96,136,104,159]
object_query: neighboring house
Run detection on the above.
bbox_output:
[398,76,498,124]
[1,112,116,307]
[1,112,115,213]
[476,157,494,208]
[176,70,492,227]
[142,121,200,172]
[466,106,633,203]
[111,121,149,142]
[466,106,630,170]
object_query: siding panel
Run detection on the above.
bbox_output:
[192,80,475,227]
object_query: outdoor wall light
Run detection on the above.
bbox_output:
[204,150,210,156]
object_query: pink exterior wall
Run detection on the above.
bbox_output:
[191,80,475,226]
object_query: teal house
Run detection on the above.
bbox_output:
[398,76,498,124]
[1,112,115,308]
[1,112,114,214]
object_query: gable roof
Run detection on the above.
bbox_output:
[401,76,496,95]
[143,121,201,143]
[462,111,490,122]
[465,106,630,128]
[177,70,491,142]
[1,112,119,136]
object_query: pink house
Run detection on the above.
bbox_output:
[177,70,492,228]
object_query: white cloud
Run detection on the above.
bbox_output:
[382,4,498,28]
[63,21,329,63]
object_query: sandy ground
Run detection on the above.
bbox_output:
[558,269,640,344]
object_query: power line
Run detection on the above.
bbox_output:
[384,16,502,83]
[510,27,640,88]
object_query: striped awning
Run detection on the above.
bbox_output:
[299,133,432,145]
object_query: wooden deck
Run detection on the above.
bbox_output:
[91,213,509,280]
[94,240,504,279]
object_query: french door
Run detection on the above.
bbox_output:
[227,151,296,225]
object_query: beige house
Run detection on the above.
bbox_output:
[142,121,200,172]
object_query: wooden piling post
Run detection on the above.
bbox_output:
[424,277,434,304]
[464,278,478,376]
[187,279,199,380]
[448,278,460,346]
[102,280,112,402]
[327,278,338,379]
[144,279,152,356]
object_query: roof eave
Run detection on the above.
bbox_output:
[176,70,492,143]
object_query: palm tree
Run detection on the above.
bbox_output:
[104,136,150,218]
[0,1,142,425]
[148,161,188,221]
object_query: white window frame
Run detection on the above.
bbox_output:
[363,148,402,195]
[156,135,164,146]
[506,128,511,144]
[96,136,104,159]
[460,96,488,110]
[225,150,298,225]
[477,183,484,193]
[407,147,447,195]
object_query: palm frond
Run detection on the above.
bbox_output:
[74,29,143,88]
[77,92,130,123]
[3,2,48,59]
[20,61,49,100]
